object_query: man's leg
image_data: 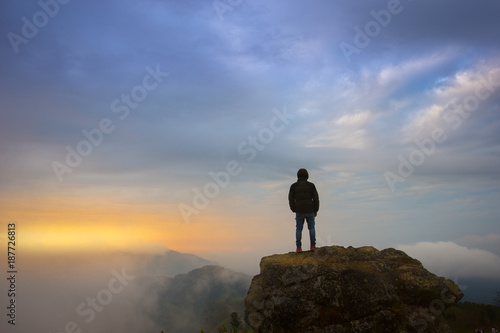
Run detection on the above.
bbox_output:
[305,213,316,247]
[295,213,305,248]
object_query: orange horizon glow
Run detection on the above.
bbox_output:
[1,190,277,257]
[2,202,269,255]
[12,222,257,253]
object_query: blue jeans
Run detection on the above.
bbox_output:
[295,212,316,248]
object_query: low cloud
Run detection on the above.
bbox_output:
[13,251,159,333]
[7,247,249,333]
[397,241,500,279]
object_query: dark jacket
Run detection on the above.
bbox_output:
[288,177,319,214]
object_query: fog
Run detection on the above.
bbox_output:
[2,246,247,333]
[4,250,155,333]
[397,240,500,280]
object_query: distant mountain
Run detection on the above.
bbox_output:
[144,249,218,277]
[142,265,252,333]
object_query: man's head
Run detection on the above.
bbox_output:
[297,168,309,179]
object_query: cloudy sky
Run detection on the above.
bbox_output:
[1,0,500,326]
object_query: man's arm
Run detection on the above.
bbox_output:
[288,183,296,212]
[311,183,319,213]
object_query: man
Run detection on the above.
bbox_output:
[288,168,319,252]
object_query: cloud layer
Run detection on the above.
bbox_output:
[397,240,500,279]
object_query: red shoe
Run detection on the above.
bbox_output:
[296,247,302,252]
[310,245,316,250]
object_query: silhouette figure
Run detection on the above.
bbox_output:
[288,168,319,252]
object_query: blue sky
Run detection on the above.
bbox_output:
[1,0,500,285]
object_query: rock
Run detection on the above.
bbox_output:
[244,246,463,333]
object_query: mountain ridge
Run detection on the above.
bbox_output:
[144,249,219,277]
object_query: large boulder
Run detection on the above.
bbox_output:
[244,246,462,333]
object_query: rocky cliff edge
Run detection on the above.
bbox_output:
[244,246,463,333]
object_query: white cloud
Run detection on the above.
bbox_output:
[305,111,375,149]
[401,104,446,143]
[335,111,372,127]
[401,61,500,144]
[378,51,454,86]
[397,241,500,279]
[434,66,500,101]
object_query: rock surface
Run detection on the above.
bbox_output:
[244,246,463,333]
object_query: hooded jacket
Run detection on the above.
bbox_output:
[288,169,319,214]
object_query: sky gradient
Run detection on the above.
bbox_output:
[1,0,500,298]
